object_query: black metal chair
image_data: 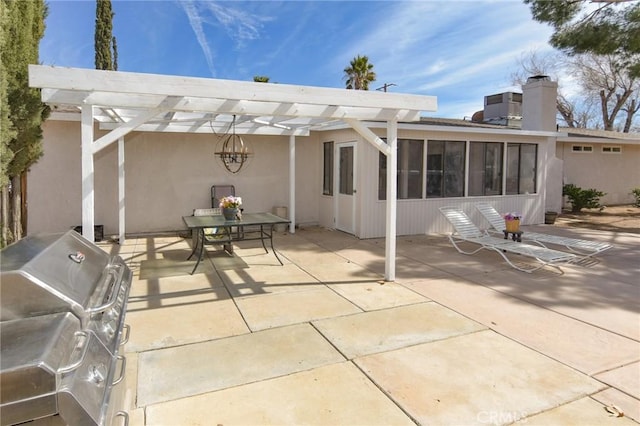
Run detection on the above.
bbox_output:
[211,184,246,238]
[211,185,236,208]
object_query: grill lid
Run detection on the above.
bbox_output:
[1,231,111,321]
[0,312,84,425]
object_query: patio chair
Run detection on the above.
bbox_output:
[439,206,578,273]
[475,202,612,262]
[211,184,247,238]
[211,185,236,208]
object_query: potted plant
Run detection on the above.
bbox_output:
[503,212,521,232]
[219,196,242,220]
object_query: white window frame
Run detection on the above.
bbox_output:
[602,145,622,154]
[571,145,593,153]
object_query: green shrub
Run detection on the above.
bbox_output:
[562,184,605,213]
[632,188,640,207]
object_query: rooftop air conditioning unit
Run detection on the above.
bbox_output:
[483,92,522,122]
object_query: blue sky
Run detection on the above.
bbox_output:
[40,0,555,118]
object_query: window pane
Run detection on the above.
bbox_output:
[469,142,502,196]
[506,143,537,195]
[339,146,354,195]
[378,151,386,200]
[505,144,520,194]
[398,139,423,199]
[426,140,465,198]
[378,139,424,200]
[468,143,484,196]
[426,141,444,197]
[485,143,503,195]
[519,144,537,194]
[323,142,333,195]
[444,142,465,197]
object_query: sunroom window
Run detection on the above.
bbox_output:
[426,140,465,198]
[378,139,424,200]
[506,143,537,194]
[469,142,503,196]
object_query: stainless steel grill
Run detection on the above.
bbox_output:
[1,230,132,426]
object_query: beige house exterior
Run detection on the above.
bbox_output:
[557,129,640,207]
[27,67,639,245]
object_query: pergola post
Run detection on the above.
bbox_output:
[385,119,398,282]
[118,136,125,243]
[289,135,296,233]
[81,105,95,243]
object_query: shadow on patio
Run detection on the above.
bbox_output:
[105,226,638,425]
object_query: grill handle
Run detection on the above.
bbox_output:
[59,331,90,373]
[120,323,131,346]
[112,355,127,386]
[114,411,129,426]
[87,263,125,314]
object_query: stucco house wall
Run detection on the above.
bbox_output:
[557,141,640,206]
[28,120,320,237]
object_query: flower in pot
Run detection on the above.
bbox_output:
[219,196,242,220]
[503,212,521,232]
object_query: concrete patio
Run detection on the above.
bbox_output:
[108,224,639,425]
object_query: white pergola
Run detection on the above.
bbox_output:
[29,65,437,281]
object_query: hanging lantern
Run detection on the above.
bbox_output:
[214,115,252,174]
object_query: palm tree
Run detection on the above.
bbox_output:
[343,55,376,90]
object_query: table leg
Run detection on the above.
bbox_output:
[190,228,204,275]
[187,228,200,260]
[259,224,269,254]
[267,224,285,265]
[223,225,233,254]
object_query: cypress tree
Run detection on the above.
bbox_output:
[1,0,49,245]
[95,0,117,70]
[0,0,16,189]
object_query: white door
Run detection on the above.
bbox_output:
[335,142,356,234]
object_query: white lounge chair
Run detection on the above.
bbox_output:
[439,206,578,273]
[475,202,612,261]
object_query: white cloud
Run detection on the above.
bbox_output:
[200,1,269,46]
[178,0,271,77]
[179,1,217,76]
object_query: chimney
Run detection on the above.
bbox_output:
[522,75,558,131]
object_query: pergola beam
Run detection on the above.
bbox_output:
[31,65,437,112]
[343,118,391,155]
[98,121,311,136]
[42,89,425,122]
[92,96,183,154]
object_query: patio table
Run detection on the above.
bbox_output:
[183,212,290,274]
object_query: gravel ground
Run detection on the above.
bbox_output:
[554,204,640,234]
